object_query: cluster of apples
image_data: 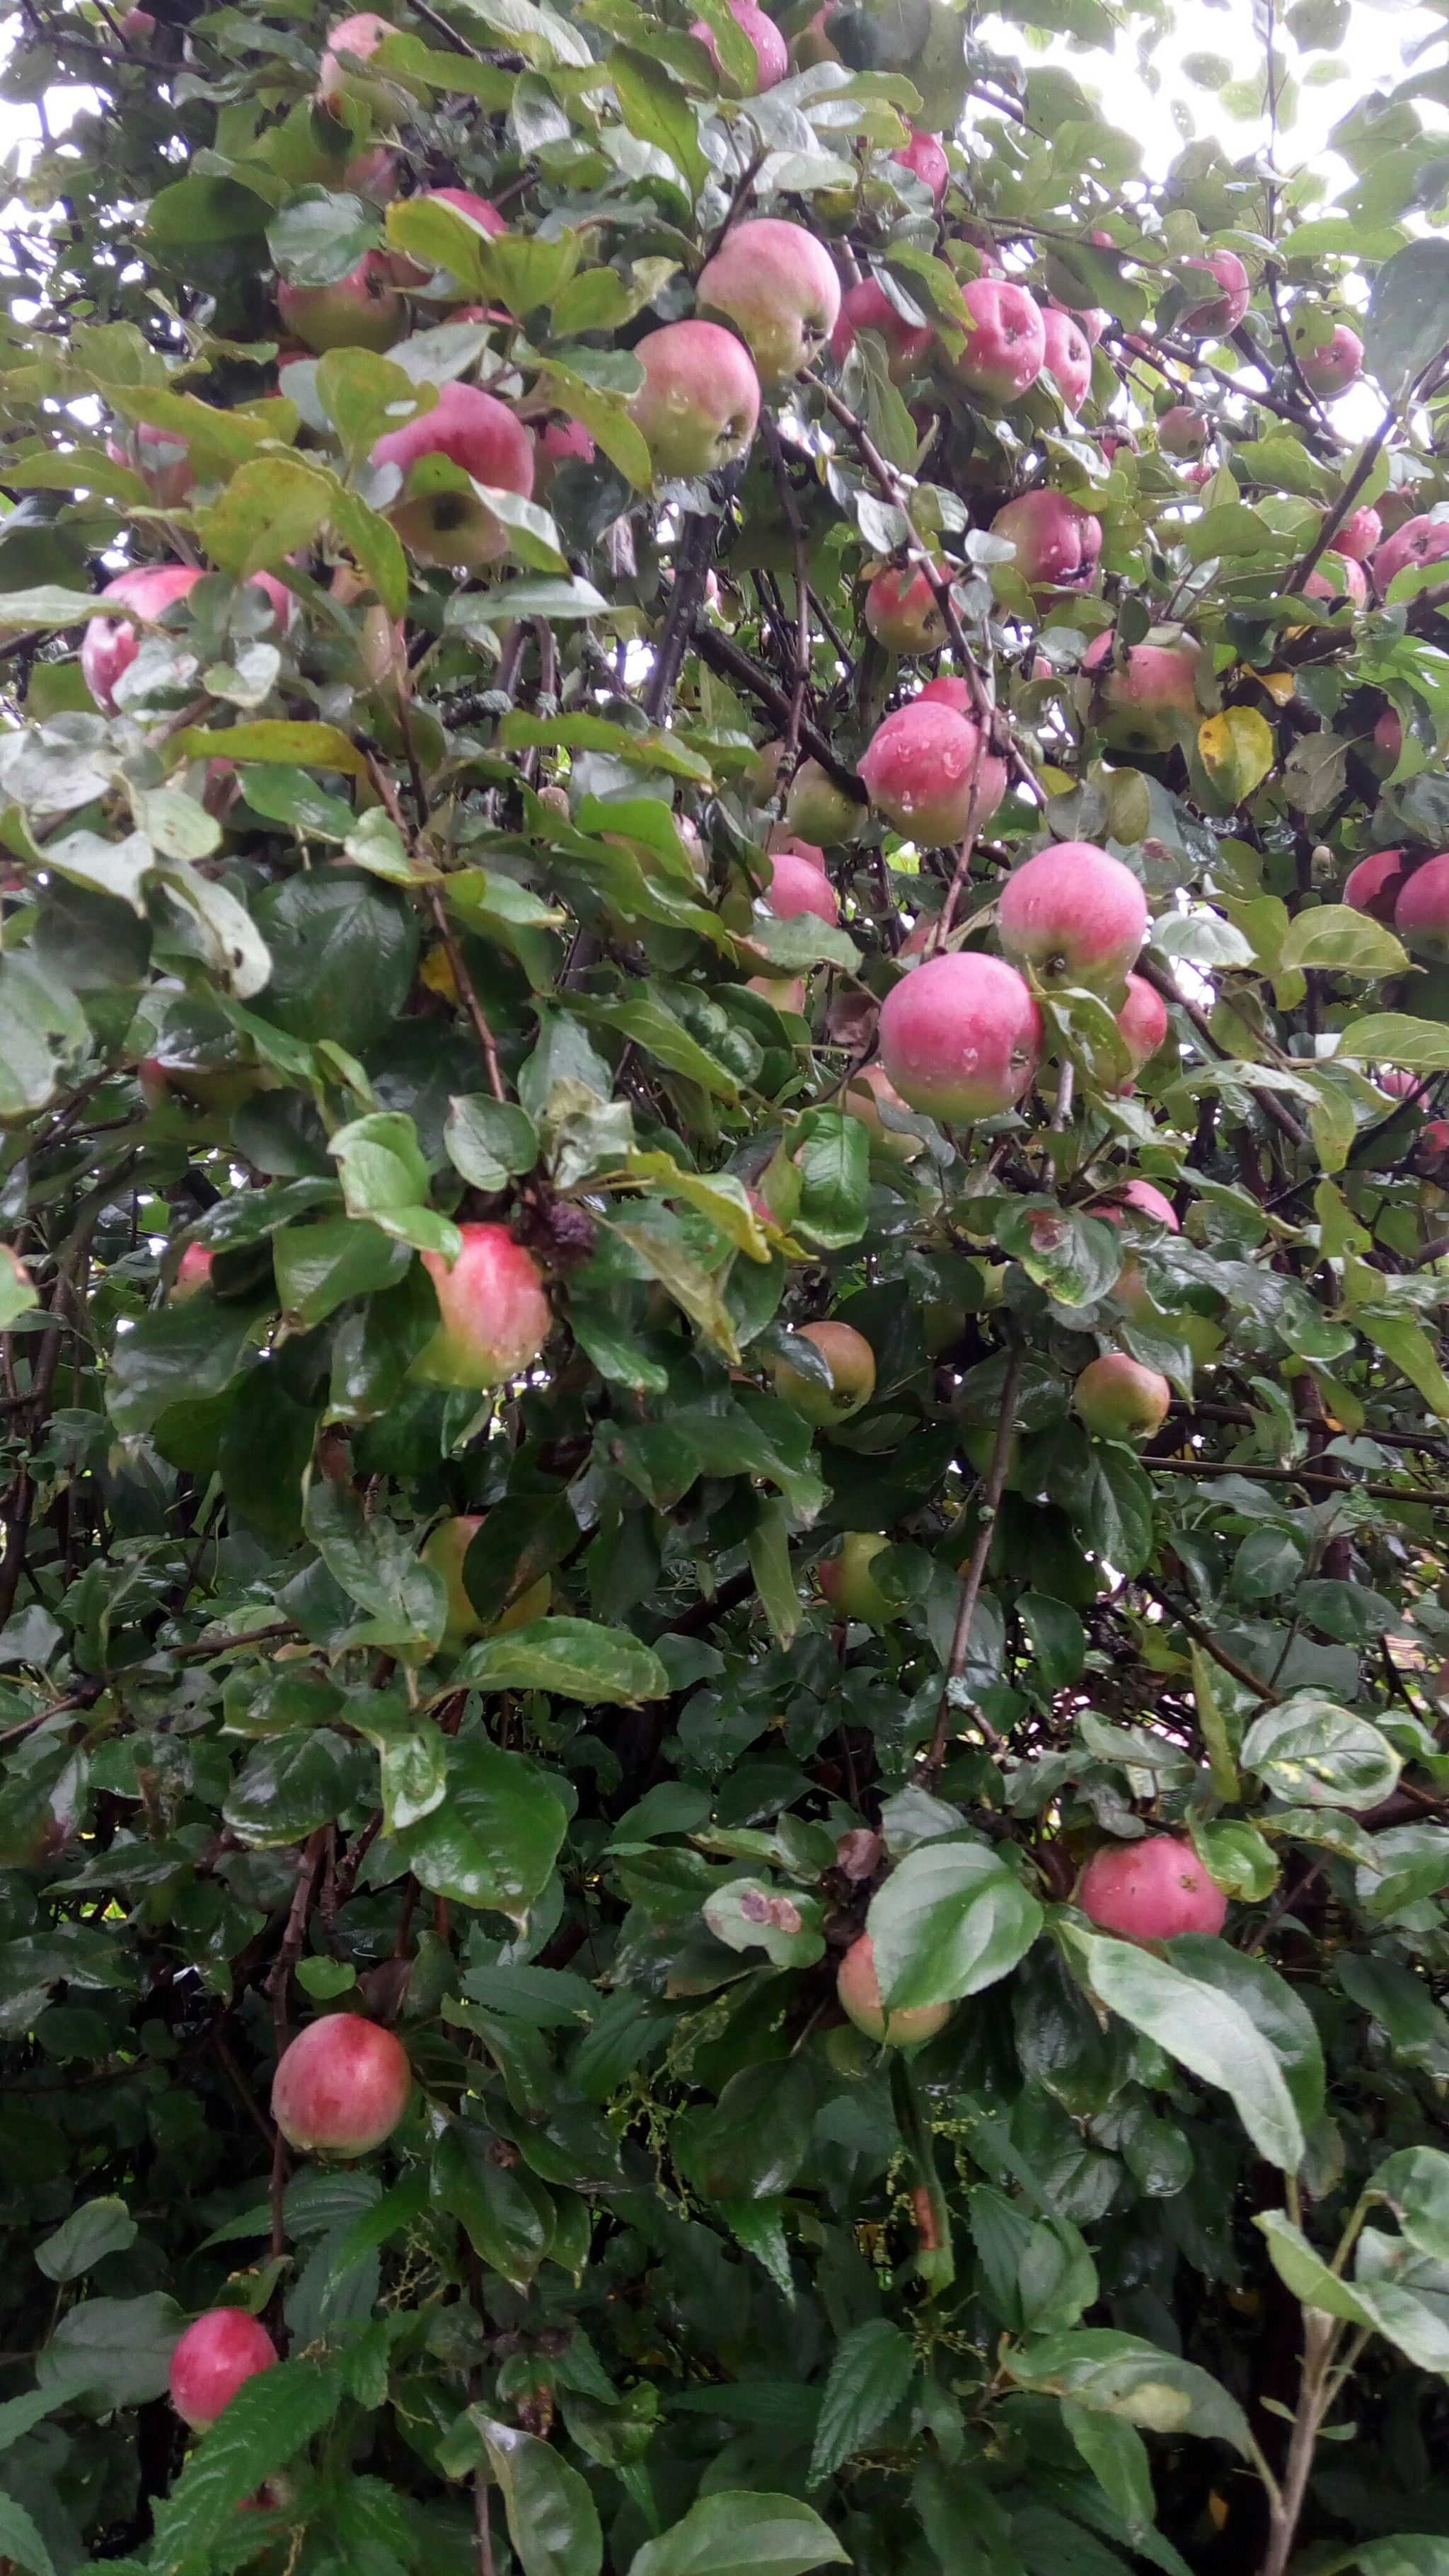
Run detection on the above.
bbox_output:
[168,2013,410,2432]
[1347,843,1449,963]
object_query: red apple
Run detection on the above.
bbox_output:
[819,1531,901,1623]
[120,6,155,31]
[344,146,399,200]
[171,1243,214,1301]
[1083,630,1201,752]
[951,278,1045,405]
[767,829,826,868]
[278,253,404,355]
[837,1932,951,2044]
[892,126,948,205]
[1374,514,1449,594]
[1373,709,1402,763]
[1345,846,1409,924]
[990,490,1101,593]
[1158,404,1207,457]
[859,699,1007,844]
[1394,852,1449,962]
[107,420,192,508]
[1073,1351,1170,1441]
[81,564,202,711]
[997,840,1148,996]
[1337,506,1382,561]
[770,1318,875,1424]
[863,561,947,652]
[371,381,535,568]
[696,218,841,383]
[1116,974,1169,1079]
[1115,1175,1179,1229]
[843,1060,921,1159]
[690,0,787,87]
[318,8,392,96]
[917,674,972,711]
[1304,551,1367,609]
[1079,1834,1227,1940]
[170,2311,277,2431]
[533,418,596,491]
[272,2013,411,2156]
[1177,248,1250,339]
[1291,315,1362,398]
[879,950,1041,1123]
[1039,306,1092,411]
[425,184,505,236]
[763,848,838,923]
[785,759,862,844]
[831,277,933,380]
[627,319,761,478]
[412,1224,550,1389]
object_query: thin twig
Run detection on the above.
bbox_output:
[923,1339,1024,1776]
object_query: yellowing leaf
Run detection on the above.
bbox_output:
[1197,707,1275,807]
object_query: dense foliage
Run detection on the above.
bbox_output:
[11,3,1449,2574]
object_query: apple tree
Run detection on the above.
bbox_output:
[7,2,1449,2574]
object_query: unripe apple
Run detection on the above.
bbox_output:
[1073,1351,1170,1442]
[107,420,192,508]
[863,561,947,652]
[1373,513,1449,594]
[1345,846,1407,924]
[696,218,841,382]
[533,418,595,492]
[879,950,1041,1124]
[763,848,838,923]
[998,841,1148,997]
[279,253,404,355]
[951,277,1045,405]
[1158,404,1208,457]
[831,277,933,379]
[169,2311,277,2431]
[893,126,948,204]
[785,759,862,844]
[1116,974,1169,1079]
[1038,306,1092,411]
[990,490,1101,594]
[421,1513,484,1649]
[842,1059,921,1158]
[1083,631,1200,752]
[1393,852,1449,962]
[1373,708,1402,763]
[1337,506,1382,561]
[81,564,202,711]
[791,6,838,66]
[412,1223,551,1390]
[627,320,761,478]
[837,1932,952,2044]
[819,1531,901,1623]
[770,1318,876,1425]
[1078,1834,1227,1940]
[1177,248,1250,339]
[272,2014,411,2156]
[1291,314,1362,398]
[690,0,787,87]
[1304,551,1367,609]
[859,700,1006,844]
[371,381,535,568]
[171,1243,214,1301]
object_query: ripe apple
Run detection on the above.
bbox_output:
[879,950,1041,1123]
[1158,404,1207,457]
[344,146,399,200]
[696,218,841,383]
[371,381,536,568]
[1373,514,1449,594]
[893,126,948,204]
[1116,974,1169,1079]
[843,1059,921,1158]
[690,0,787,87]
[412,1222,551,1389]
[107,420,192,508]
[1079,1834,1227,1940]
[1114,1175,1179,1229]
[747,972,807,1014]
[998,841,1148,996]
[990,490,1102,593]
[1083,631,1201,752]
[785,758,862,844]
[1393,852,1449,962]
[1373,709,1402,764]
[279,253,404,355]
[1177,248,1250,339]
[770,1318,876,1424]
[763,848,839,924]
[1039,306,1092,411]
[319,8,392,97]
[1073,1351,1170,1442]
[627,320,761,478]
[81,564,202,711]
[120,6,155,31]
[171,1243,214,1301]
[1304,552,1367,609]
[533,418,596,492]
[831,277,933,380]
[1345,846,1408,923]
[169,2311,277,2431]
[819,1531,901,1623]
[863,561,947,652]
[837,1932,952,2044]
[859,699,1007,844]
[916,674,971,711]
[1337,506,1382,561]
[952,278,1045,405]
[272,2013,412,2156]
[1291,314,1362,398]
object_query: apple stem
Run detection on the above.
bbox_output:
[922,1336,1025,1778]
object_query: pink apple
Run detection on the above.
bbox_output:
[952,278,1045,405]
[767,829,826,870]
[107,420,192,508]
[831,277,932,380]
[892,126,948,204]
[1079,1833,1226,1940]
[1337,506,1382,561]
[838,1931,951,2042]
[1304,551,1367,609]
[278,252,404,355]
[1177,249,1250,339]
[1074,1350,1170,1441]
[763,849,838,923]
[917,674,972,711]
[1116,974,1170,1078]
[272,2014,411,2156]
[1374,709,1402,762]
[859,699,1007,845]
[81,564,202,711]
[120,6,155,31]
[171,1243,214,1301]
[1083,630,1200,752]
[1393,853,1449,962]
[412,1221,550,1388]
[770,1318,875,1423]
[371,381,536,567]
[425,184,505,236]
[863,562,947,652]
[1291,315,1362,398]
[696,218,841,383]
[1374,514,1449,594]
[628,320,761,478]
[343,146,398,200]
[690,0,787,88]
[319,9,392,95]
[170,2311,277,2430]
[533,417,596,491]
[1039,306,1092,410]
[1116,1175,1179,1229]
[879,950,1042,1123]
[1346,847,1409,923]
[1158,404,1207,457]
[990,490,1101,592]
[997,840,1148,996]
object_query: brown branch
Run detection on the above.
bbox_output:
[1133,954,1310,1151]
[1137,1570,1280,1703]
[923,1338,1024,1777]
[691,620,864,799]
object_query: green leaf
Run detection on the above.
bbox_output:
[433,2129,553,2287]
[1190,1817,1278,1902]
[223,1727,367,1845]
[393,1738,567,1921]
[1365,238,1449,398]
[1278,904,1409,976]
[478,2414,603,2576]
[37,2293,185,2413]
[148,2362,341,2572]
[1255,2209,1371,2322]
[1240,1696,1402,1809]
[1196,706,1276,803]
[1356,1306,1449,1422]
[330,1110,461,1260]
[35,2196,137,2282]
[274,1217,410,1326]
[807,2318,917,2485]
[456,1616,669,1704]
[304,1480,447,1652]
[267,188,381,287]
[1084,1936,1304,2170]
[1061,2403,1157,2543]
[1168,1936,1325,2135]
[1003,2328,1252,2454]
[197,455,336,577]
[868,1838,1043,2013]
[444,1093,541,1190]
[106,1294,274,1440]
[0,2491,56,2576]
[609,47,707,190]
[1372,2146,1449,2258]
